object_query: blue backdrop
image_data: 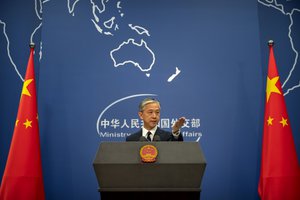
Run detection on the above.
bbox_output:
[1,0,299,199]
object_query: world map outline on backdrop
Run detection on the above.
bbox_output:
[1,0,299,94]
[1,0,299,141]
[258,0,300,96]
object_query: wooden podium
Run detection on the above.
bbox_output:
[93,142,206,200]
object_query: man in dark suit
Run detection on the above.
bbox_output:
[126,98,185,141]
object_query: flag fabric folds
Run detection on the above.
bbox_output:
[258,41,300,200]
[0,45,45,200]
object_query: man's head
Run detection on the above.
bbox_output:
[138,98,160,130]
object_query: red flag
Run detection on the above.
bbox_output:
[258,41,300,200]
[0,44,45,200]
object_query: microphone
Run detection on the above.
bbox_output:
[139,136,148,142]
[153,135,161,141]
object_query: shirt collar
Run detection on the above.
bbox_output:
[142,126,157,137]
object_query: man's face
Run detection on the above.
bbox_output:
[139,102,160,130]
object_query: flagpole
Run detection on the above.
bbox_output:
[268,40,274,46]
[29,42,35,50]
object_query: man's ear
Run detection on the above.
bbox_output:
[138,111,143,119]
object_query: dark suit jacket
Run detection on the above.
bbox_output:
[126,127,183,141]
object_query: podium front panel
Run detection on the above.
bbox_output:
[93,142,206,191]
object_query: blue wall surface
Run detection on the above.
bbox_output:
[1,0,299,199]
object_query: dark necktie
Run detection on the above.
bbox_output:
[147,131,152,141]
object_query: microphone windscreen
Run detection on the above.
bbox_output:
[153,135,161,141]
[139,136,148,142]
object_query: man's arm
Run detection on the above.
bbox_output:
[171,117,185,140]
[172,117,186,134]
